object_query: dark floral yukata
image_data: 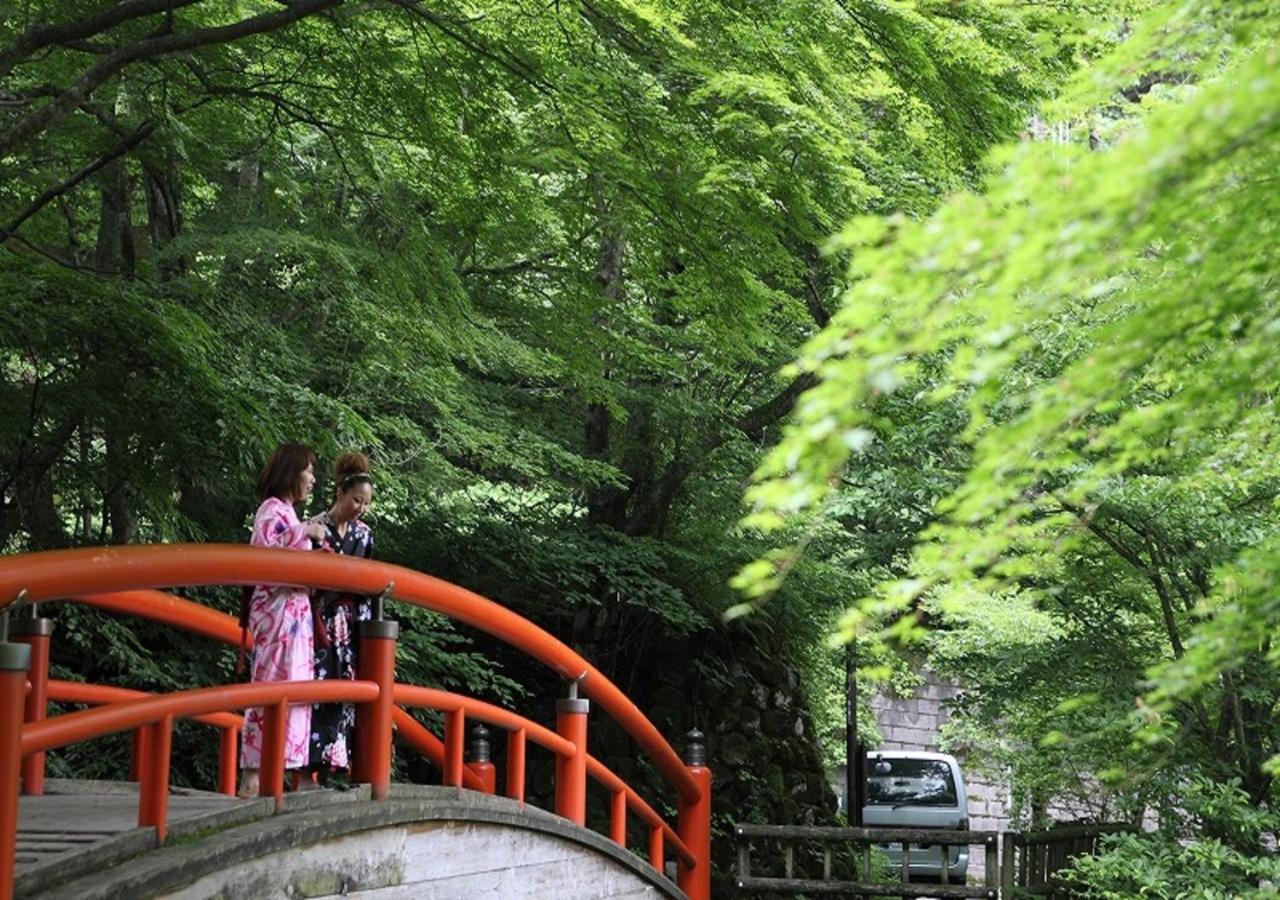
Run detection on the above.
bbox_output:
[309,514,374,772]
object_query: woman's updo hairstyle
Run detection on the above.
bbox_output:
[334,451,373,493]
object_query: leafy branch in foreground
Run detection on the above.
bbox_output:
[745,0,1280,855]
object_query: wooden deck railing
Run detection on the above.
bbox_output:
[735,821,1132,898]
[734,823,1000,898]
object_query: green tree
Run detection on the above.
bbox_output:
[746,0,1280,881]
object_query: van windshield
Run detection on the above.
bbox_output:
[866,759,958,807]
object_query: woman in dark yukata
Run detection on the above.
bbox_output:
[308,451,375,786]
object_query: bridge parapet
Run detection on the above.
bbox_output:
[19,783,686,899]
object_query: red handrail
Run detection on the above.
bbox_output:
[389,707,486,791]
[0,545,701,804]
[45,680,243,796]
[64,589,478,789]
[48,675,696,866]
[21,681,378,756]
[46,680,244,730]
[14,680,376,851]
[76,589,241,644]
[586,754,691,867]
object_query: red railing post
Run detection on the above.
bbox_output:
[464,723,496,794]
[610,789,627,845]
[0,641,31,900]
[506,728,526,804]
[260,699,287,811]
[443,708,465,787]
[554,680,588,826]
[138,715,173,844]
[354,620,398,800]
[218,726,239,796]
[11,616,52,797]
[129,727,151,782]
[649,825,664,874]
[677,729,712,900]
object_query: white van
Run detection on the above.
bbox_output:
[861,751,969,883]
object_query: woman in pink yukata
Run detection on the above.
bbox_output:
[238,442,327,799]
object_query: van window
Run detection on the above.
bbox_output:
[866,759,958,807]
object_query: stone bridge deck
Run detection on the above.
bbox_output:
[17,780,680,899]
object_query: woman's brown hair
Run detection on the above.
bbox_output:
[334,451,372,493]
[255,442,316,501]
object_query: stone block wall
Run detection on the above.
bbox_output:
[867,670,1012,882]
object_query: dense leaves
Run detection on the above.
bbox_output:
[747,0,1280,883]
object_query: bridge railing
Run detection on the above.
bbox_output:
[45,679,245,795]
[393,685,697,869]
[22,681,379,830]
[0,544,712,900]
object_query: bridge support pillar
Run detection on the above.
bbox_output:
[0,641,32,900]
[355,620,398,800]
[11,616,52,797]
[677,729,712,900]
[555,681,589,825]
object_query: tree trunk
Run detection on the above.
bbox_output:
[585,175,629,529]
[144,162,183,275]
[95,157,135,278]
[104,428,137,545]
[15,466,69,550]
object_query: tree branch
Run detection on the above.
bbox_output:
[0,0,344,159]
[385,0,553,95]
[1053,498,1187,659]
[0,0,206,79]
[736,372,818,443]
[0,120,155,244]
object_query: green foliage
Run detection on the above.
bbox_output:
[1067,779,1280,899]
[744,0,1280,884]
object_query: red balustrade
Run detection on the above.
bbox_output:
[45,680,243,795]
[392,684,698,868]
[0,545,711,900]
[16,681,377,837]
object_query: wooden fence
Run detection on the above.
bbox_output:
[1003,823,1133,897]
[734,822,1131,898]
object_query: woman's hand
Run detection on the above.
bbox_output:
[305,517,327,542]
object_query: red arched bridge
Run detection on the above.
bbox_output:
[0,545,711,900]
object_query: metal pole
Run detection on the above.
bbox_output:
[845,640,862,826]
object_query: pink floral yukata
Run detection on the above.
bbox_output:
[240,496,315,770]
